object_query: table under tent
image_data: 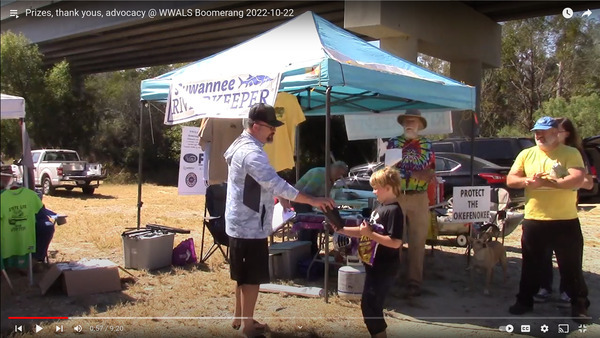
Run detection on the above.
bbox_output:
[139,11,476,302]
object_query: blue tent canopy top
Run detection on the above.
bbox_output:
[140,11,475,117]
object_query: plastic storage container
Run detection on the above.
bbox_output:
[122,230,175,270]
[268,241,311,279]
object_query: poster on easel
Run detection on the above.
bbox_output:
[178,126,207,195]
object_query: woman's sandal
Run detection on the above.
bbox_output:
[231,319,264,331]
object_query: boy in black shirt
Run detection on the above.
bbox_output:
[337,167,404,337]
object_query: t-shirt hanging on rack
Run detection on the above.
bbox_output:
[1,187,43,259]
[199,118,244,185]
[264,92,306,172]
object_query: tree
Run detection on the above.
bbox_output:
[480,16,600,136]
[84,66,181,182]
[1,32,45,157]
[534,94,600,139]
[1,32,98,155]
[551,17,599,98]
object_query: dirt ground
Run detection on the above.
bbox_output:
[1,185,598,337]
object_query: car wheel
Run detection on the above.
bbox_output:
[82,186,95,195]
[42,176,55,195]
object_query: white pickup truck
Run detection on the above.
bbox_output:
[15,149,107,195]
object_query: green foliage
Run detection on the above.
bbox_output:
[496,125,529,138]
[0,32,44,96]
[480,16,600,137]
[1,32,98,156]
[84,67,179,177]
[0,119,21,158]
[534,94,600,138]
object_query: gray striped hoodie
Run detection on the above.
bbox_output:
[224,130,299,239]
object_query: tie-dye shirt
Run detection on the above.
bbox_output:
[386,135,435,191]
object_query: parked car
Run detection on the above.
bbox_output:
[582,135,600,198]
[431,137,534,167]
[345,152,524,206]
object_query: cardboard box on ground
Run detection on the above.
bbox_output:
[39,259,121,296]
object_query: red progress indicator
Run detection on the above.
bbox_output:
[8,317,69,319]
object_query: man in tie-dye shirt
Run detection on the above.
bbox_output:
[386,109,435,298]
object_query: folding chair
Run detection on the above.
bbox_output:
[477,187,510,244]
[200,183,229,263]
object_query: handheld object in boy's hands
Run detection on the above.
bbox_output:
[358,222,385,266]
[323,206,345,231]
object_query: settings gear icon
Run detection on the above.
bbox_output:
[540,324,549,333]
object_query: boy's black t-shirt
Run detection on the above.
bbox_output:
[369,201,404,267]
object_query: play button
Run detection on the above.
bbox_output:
[34,324,43,333]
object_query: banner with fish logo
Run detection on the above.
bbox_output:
[178,126,207,195]
[166,72,281,125]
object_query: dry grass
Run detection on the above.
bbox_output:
[1,184,599,337]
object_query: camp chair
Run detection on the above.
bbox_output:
[200,183,229,263]
[477,187,511,244]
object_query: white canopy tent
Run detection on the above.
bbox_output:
[1,93,34,188]
[1,93,26,119]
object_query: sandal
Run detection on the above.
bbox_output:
[232,319,263,330]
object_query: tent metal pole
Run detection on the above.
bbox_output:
[137,101,145,229]
[467,109,476,266]
[295,125,300,182]
[324,86,332,303]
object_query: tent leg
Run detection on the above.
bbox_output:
[28,253,33,286]
[2,269,14,292]
[137,101,145,229]
[295,126,300,182]
[324,86,332,303]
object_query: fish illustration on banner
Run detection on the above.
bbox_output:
[238,75,274,88]
[166,72,281,125]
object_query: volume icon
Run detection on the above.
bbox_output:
[74,325,82,333]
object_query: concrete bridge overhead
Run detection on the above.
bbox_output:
[2,1,597,74]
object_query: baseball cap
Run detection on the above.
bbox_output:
[248,103,284,127]
[530,116,558,131]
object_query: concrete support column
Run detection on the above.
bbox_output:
[379,37,418,63]
[450,61,483,137]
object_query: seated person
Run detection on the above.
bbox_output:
[292,161,348,255]
[1,165,55,267]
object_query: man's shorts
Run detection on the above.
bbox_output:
[229,237,270,286]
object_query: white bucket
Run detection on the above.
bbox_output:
[338,265,366,301]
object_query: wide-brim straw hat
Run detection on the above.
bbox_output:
[397,109,427,130]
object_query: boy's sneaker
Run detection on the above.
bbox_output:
[557,292,571,308]
[533,288,552,303]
